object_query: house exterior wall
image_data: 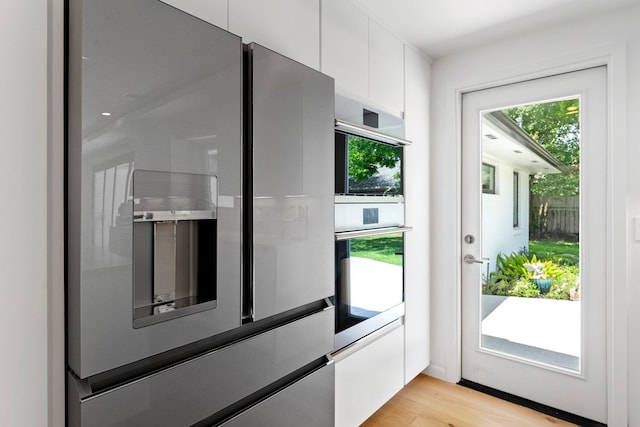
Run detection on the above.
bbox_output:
[481,157,530,274]
[430,3,639,425]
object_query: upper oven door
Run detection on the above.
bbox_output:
[335,131,405,196]
[67,0,243,378]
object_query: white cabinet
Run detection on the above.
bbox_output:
[229,0,320,70]
[369,20,404,115]
[403,46,431,383]
[160,0,227,29]
[335,324,405,427]
[321,0,369,99]
[322,0,405,115]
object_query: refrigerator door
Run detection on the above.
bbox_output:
[67,0,243,378]
[248,44,335,320]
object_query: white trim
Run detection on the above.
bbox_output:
[605,43,628,427]
[451,45,628,424]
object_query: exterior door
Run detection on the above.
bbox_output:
[461,67,607,423]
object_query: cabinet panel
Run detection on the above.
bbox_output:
[403,46,431,383]
[321,0,368,99]
[369,20,405,115]
[335,325,404,427]
[230,0,320,69]
[160,0,227,29]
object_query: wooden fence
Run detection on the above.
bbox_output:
[530,195,579,237]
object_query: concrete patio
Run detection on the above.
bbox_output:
[481,295,581,370]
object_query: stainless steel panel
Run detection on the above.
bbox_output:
[335,94,406,139]
[335,226,413,241]
[220,363,335,427]
[249,43,335,320]
[335,119,412,146]
[68,0,243,378]
[335,303,405,351]
[334,202,406,232]
[68,307,334,427]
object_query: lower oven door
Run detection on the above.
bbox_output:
[334,227,410,350]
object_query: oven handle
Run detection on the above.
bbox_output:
[335,119,413,146]
[335,226,413,241]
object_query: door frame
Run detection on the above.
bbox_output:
[448,46,628,425]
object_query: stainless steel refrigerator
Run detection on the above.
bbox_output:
[67,1,335,425]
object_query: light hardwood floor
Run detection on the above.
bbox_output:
[360,374,577,427]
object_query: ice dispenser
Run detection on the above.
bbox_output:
[132,170,218,327]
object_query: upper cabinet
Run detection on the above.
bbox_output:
[321,0,369,100]
[160,0,228,29]
[229,0,320,70]
[369,20,404,115]
[322,0,405,116]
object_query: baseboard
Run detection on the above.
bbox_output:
[424,364,447,381]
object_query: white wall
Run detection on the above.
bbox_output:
[429,3,639,425]
[1,1,50,425]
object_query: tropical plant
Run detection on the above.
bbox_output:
[483,252,575,299]
[491,252,531,284]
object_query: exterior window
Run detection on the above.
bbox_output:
[513,172,519,228]
[482,163,496,194]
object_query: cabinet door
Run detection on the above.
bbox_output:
[249,43,335,320]
[369,20,405,115]
[160,0,227,29]
[321,0,368,99]
[335,325,405,427]
[230,0,320,69]
[403,46,431,383]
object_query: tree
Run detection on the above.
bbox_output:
[503,99,580,197]
[348,136,401,194]
[348,136,400,180]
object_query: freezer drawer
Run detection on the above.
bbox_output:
[68,306,334,427]
[219,363,334,427]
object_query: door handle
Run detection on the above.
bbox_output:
[464,254,485,264]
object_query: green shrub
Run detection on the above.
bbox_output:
[491,253,531,283]
[546,265,579,300]
[484,252,577,300]
[508,278,540,298]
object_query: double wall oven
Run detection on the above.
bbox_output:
[333,96,412,350]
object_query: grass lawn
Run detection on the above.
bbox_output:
[528,239,579,266]
[349,233,403,266]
